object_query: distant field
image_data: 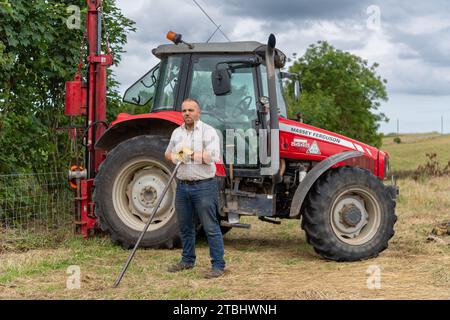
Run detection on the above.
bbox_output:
[382,133,450,172]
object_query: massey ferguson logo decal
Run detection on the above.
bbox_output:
[280,123,357,150]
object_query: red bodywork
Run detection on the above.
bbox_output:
[112,111,388,180]
[279,118,387,179]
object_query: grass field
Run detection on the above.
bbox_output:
[1,134,449,299]
[382,133,450,172]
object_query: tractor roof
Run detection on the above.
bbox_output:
[152,41,282,58]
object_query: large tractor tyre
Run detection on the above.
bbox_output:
[94,135,180,249]
[301,166,397,262]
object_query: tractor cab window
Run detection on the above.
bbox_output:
[123,64,160,106]
[260,65,288,118]
[153,56,183,111]
[122,55,183,112]
[188,55,259,168]
[188,55,258,132]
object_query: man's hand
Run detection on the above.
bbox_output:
[172,146,193,164]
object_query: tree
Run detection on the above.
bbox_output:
[286,41,388,147]
[0,0,135,173]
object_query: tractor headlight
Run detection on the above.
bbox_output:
[384,156,391,178]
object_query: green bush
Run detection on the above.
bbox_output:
[286,41,388,148]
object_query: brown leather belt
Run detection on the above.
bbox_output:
[177,177,215,185]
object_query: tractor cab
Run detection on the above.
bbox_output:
[123,42,289,117]
[123,39,295,173]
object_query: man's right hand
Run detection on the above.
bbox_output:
[172,146,193,164]
[171,152,183,164]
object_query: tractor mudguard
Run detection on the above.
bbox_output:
[289,150,363,217]
[95,116,181,152]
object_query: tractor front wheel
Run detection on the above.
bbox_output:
[301,166,397,261]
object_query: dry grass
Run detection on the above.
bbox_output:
[1,177,449,300]
[1,133,449,300]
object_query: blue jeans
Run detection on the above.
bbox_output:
[175,178,225,270]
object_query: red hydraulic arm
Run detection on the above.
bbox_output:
[86,0,113,176]
[65,0,112,237]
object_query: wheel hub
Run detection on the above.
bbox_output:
[332,195,369,239]
[340,204,362,227]
[140,186,157,205]
[126,168,172,221]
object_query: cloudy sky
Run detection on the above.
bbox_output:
[114,0,450,134]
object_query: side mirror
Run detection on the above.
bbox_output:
[211,69,231,96]
[294,80,301,102]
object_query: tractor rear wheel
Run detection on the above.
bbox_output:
[94,135,180,249]
[301,166,397,261]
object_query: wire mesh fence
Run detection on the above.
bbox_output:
[0,172,74,239]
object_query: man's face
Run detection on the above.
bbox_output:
[181,101,200,126]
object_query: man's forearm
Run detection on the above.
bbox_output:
[202,151,212,164]
[192,151,213,164]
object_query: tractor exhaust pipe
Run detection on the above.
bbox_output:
[261,34,280,179]
[113,161,182,288]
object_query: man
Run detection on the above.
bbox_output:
[164,98,225,279]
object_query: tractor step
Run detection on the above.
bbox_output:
[220,221,251,229]
[259,217,281,225]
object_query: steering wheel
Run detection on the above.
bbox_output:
[200,110,226,123]
[231,96,253,119]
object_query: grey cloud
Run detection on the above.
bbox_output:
[389,27,450,67]
[115,0,450,96]
[120,1,234,45]
[209,0,450,25]
[397,51,420,61]
[208,0,373,21]
[373,0,450,22]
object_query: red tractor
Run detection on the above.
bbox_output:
[66,1,397,261]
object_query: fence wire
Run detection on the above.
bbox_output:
[0,172,74,236]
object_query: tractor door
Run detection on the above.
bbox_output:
[122,54,189,111]
[186,54,261,172]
